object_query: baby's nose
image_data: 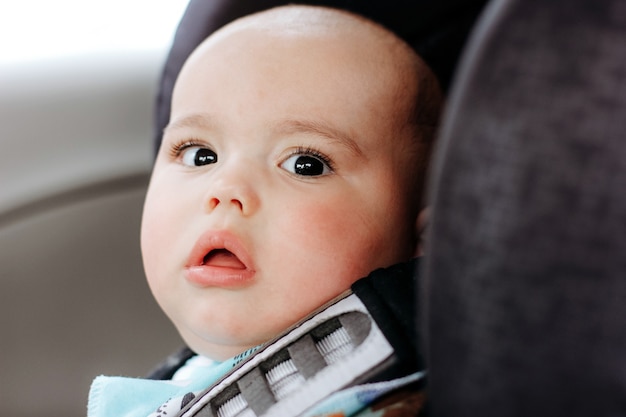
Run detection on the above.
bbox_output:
[203,167,260,216]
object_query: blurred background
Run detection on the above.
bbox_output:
[0,1,189,415]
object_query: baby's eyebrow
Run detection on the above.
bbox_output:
[165,115,364,157]
[164,113,217,134]
[273,119,364,157]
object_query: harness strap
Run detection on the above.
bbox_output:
[176,259,423,417]
[177,292,395,417]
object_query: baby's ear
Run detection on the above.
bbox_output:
[413,207,430,257]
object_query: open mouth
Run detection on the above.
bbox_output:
[185,231,255,287]
[203,248,246,269]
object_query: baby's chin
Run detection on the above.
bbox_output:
[180,328,275,361]
[175,275,387,360]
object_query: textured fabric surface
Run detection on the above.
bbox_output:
[148,347,197,381]
[352,259,423,383]
[424,0,626,415]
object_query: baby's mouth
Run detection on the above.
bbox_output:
[203,249,246,269]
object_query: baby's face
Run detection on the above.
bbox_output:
[141,10,421,360]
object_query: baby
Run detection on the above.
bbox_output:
[89,4,441,417]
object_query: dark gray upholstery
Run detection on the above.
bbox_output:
[424,0,626,415]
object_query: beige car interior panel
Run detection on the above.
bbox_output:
[0,52,182,416]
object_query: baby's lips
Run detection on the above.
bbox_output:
[203,248,246,269]
[184,230,256,288]
[186,229,254,271]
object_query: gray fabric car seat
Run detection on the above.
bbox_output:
[423,0,626,415]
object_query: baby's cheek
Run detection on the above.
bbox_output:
[281,202,352,255]
[141,204,181,293]
[276,200,381,288]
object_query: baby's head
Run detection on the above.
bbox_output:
[141,5,442,360]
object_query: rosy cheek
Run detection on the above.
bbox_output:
[272,198,378,283]
[141,196,180,280]
[282,203,347,251]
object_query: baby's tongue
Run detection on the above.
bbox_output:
[204,249,245,269]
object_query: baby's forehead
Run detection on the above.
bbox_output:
[215,5,381,40]
[176,5,428,134]
[194,5,413,64]
[191,7,420,88]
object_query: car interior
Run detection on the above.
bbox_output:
[0,4,186,416]
[1,0,624,416]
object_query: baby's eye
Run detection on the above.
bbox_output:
[280,153,332,176]
[181,146,218,167]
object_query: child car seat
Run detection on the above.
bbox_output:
[424,0,626,415]
[152,0,626,415]
[146,0,626,414]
